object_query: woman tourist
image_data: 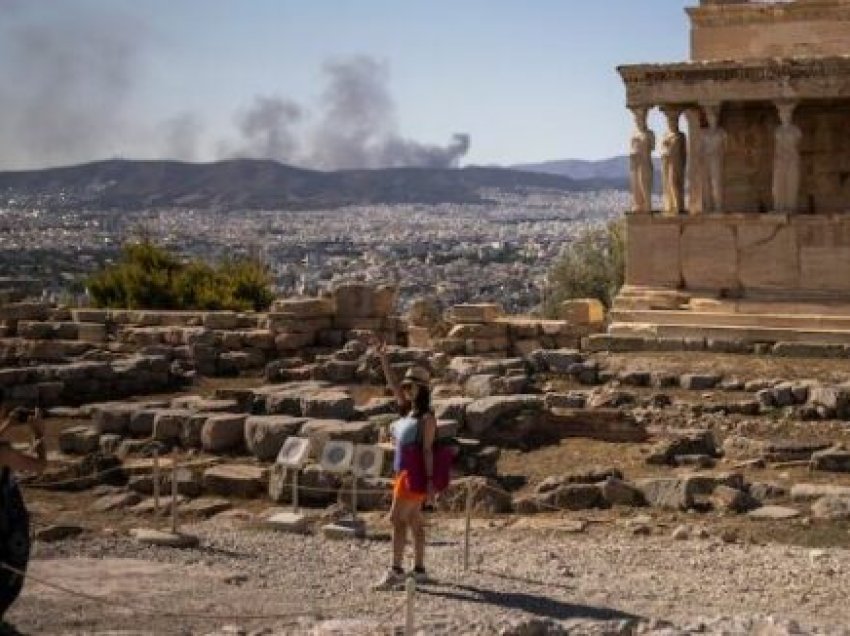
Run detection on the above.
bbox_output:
[371,338,437,591]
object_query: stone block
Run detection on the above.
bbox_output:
[465,395,543,436]
[270,297,334,317]
[448,323,508,340]
[300,419,375,448]
[203,312,242,330]
[153,409,193,443]
[93,404,138,435]
[58,426,100,455]
[275,332,315,351]
[558,299,605,325]
[201,414,247,453]
[202,464,266,498]
[448,303,504,324]
[244,415,306,462]
[301,391,355,420]
[810,448,850,473]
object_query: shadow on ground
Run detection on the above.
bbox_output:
[421,581,640,623]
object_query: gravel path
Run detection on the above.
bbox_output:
[6,513,850,635]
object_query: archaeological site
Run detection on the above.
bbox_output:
[4,1,850,635]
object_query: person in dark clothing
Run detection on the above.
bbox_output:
[0,407,46,622]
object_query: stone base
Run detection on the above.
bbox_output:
[130,528,200,548]
[264,511,314,534]
[321,518,366,541]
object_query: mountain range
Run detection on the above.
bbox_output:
[0,158,633,211]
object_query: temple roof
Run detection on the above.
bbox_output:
[618,56,850,107]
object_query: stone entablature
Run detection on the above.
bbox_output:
[619,57,850,107]
[689,1,850,61]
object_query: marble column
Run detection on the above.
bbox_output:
[660,106,687,216]
[772,101,802,214]
[700,103,727,214]
[628,106,655,213]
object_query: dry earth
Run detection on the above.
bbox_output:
[6,353,850,634]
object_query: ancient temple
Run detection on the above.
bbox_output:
[609,0,850,346]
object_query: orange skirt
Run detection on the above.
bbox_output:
[393,470,426,502]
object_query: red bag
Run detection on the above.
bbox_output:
[399,442,455,493]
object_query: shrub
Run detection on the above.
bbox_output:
[87,241,274,311]
[544,220,625,314]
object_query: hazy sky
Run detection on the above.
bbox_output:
[0,0,691,170]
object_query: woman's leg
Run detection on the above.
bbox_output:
[410,502,426,570]
[390,497,412,569]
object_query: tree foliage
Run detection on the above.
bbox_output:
[87,241,274,311]
[544,220,625,314]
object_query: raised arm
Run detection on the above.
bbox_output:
[373,336,404,406]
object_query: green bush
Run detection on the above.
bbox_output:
[87,241,274,311]
[544,220,625,315]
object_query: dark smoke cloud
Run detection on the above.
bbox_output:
[0,5,145,169]
[0,2,468,171]
[220,96,302,162]
[222,56,471,170]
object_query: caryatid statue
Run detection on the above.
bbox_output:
[660,107,687,215]
[701,104,727,214]
[629,106,655,213]
[773,101,802,214]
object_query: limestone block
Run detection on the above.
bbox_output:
[332,316,387,331]
[512,339,543,356]
[625,219,681,288]
[181,413,209,449]
[333,284,376,319]
[268,463,341,505]
[58,426,100,455]
[129,409,158,436]
[275,332,315,351]
[201,414,248,453]
[558,299,605,325]
[240,329,275,351]
[406,326,432,349]
[76,323,107,343]
[270,297,334,317]
[71,309,108,324]
[406,298,441,328]
[203,464,266,498]
[681,222,737,291]
[448,323,508,340]
[93,404,138,435]
[448,304,504,324]
[265,315,332,334]
[203,312,241,330]
[301,391,355,420]
[300,419,376,447]
[465,395,543,435]
[244,415,306,461]
[737,223,798,290]
[152,409,194,443]
[465,337,509,355]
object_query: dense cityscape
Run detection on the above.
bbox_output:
[0,188,629,312]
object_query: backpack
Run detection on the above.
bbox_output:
[399,414,458,493]
[0,467,30,619]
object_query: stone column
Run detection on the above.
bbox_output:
[700,103,727,214]
[772,101,802,214]
[660,106,687,216]
[628,106,655,213]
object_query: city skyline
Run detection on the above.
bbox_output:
[0,0,690,171]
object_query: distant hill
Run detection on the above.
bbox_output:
[513,155,661,189]
[0,159,629,211]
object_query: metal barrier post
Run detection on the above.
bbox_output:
[464,481,472,571]
[292,470,300,513]
[171,460,179,534]
[352,474,358,521]
[152,450,160,516]
[404,576,416,636]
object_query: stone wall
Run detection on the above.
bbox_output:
[430,303,603,358]
[689,1,850,61]
[626,213,850,297]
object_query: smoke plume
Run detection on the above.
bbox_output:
[221,56,470,170]
[0,2,469,171]
[0,5,144,169]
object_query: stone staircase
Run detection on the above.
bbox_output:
[607,286,850,346]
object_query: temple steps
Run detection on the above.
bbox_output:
[608,321,850,345]
[609,309,850,331]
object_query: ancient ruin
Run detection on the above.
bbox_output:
[609,0,850,350]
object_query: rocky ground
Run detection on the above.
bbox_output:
[8,350,850,634]
[7,510,850,635]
